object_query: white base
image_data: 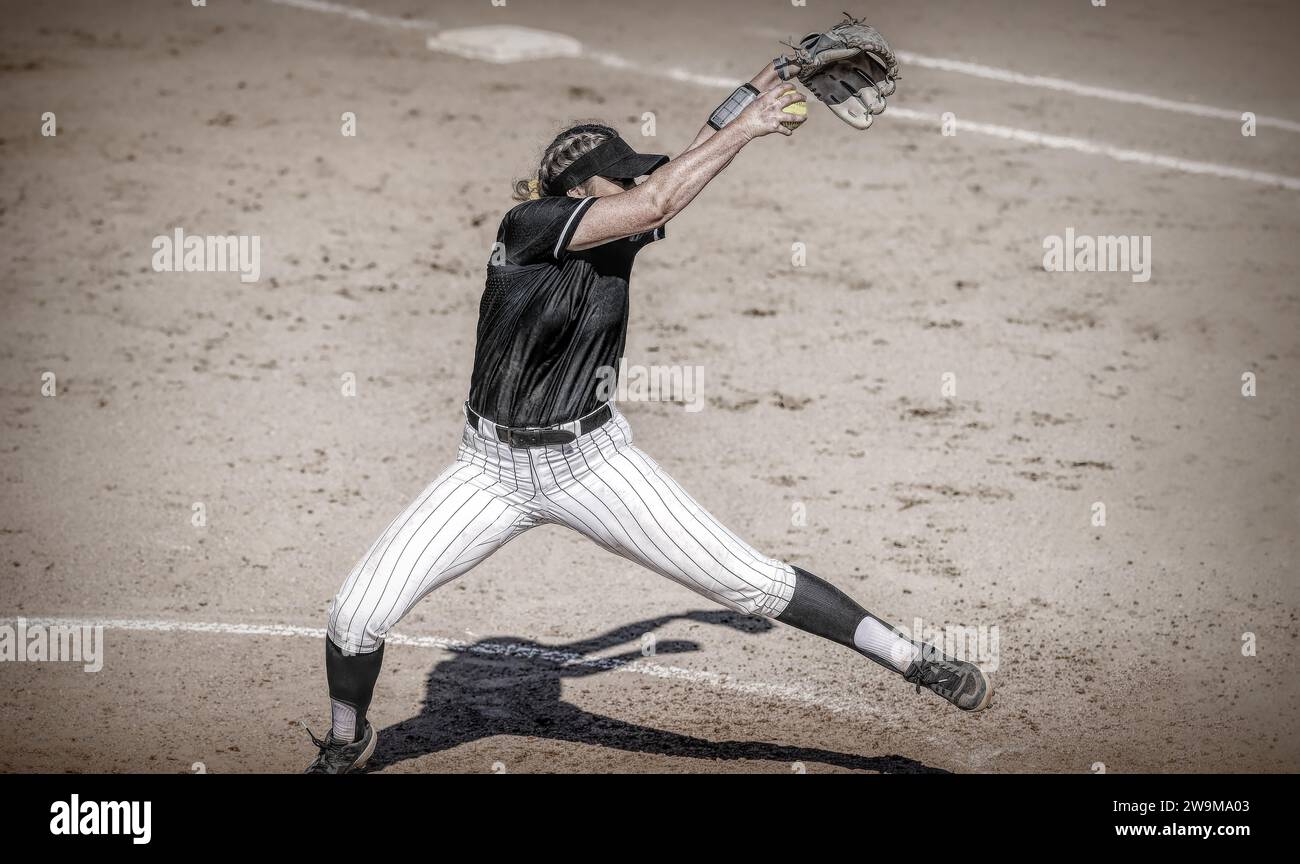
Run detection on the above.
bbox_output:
[426,26,583,64]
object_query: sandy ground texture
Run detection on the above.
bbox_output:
[0,0,1297,774]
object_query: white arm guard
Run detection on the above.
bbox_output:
[707,83,760,130]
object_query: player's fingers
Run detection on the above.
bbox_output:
[777,123,794,136]
[776,89,806,107]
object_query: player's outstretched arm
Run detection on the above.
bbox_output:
[682,60,794,152]
[568,86,805,251]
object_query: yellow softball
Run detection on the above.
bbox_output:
[780,88,807,128]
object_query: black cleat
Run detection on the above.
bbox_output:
[903,649,993,712]
[303,721,376,774]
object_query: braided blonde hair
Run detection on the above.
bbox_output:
[512,123,618,201]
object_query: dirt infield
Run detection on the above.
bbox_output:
[0,0,1297,773]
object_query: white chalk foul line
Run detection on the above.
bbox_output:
[748,25,1300,134]
[264,0,437,30]
[261,0,1300,192]
[592,51,1300,192]
[889,107,1300,192]
[8,617,877,718]
[893,51,1300,134]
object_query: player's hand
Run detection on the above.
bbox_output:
[736,85,807,139]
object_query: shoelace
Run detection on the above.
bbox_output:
[904,660,959,697]
[299,720,343,755]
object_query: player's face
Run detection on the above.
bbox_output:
[583,175,639,197]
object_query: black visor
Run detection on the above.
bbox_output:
[547,137,668,195]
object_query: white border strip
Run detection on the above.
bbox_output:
[8,616,878,718]
[553,196,596,259]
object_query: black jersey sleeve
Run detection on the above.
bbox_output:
[495,196,596,266]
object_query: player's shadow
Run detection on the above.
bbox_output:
[368,610,946,774]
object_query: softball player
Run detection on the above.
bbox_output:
[305,53,992,774]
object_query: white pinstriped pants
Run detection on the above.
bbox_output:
[327,407,796,654]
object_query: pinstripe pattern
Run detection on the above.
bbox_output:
[326,407,795,654]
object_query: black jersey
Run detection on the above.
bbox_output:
[466,196,664,428]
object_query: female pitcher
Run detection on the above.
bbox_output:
[305,59,992,773]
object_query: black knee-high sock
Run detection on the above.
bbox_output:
[776,566,920,674]
[325,636,384,742]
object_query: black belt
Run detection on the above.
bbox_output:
[465,403,612,449]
